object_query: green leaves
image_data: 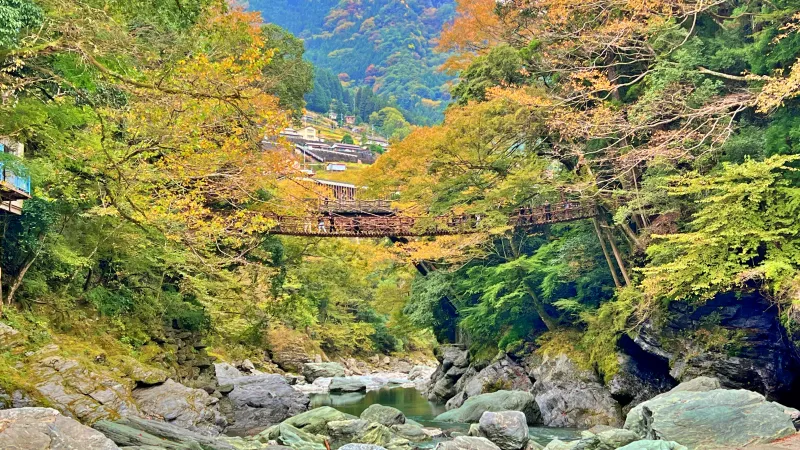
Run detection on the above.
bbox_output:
[642,155,800,303]
[0,0,42,50]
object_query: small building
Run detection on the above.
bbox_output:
[299,127,319,142]
[0,139,31,215]
[326,163,347,172]
[367,135,389,148]
[328,111,338,120]
[345,115,356,125]
[331,143,364,153]
[279,128,301,139]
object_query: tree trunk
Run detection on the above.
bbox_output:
[522,279,559,331]
[6,254,37,306]
[604,228,632,286]
[620,222,644,251]
[593,219,622,288]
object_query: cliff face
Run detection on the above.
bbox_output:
[426,292,800,428]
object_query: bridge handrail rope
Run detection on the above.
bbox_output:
[268,201,597,237]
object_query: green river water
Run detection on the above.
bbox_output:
[309,387,582,446]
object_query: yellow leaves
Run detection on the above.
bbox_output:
[756,60,800,113]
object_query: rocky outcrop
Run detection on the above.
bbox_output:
[427,345,470,402]
[607,336,677,414]
[224,374,310,434]
[161,327,217,388]
[0,407,119,450]
[132,378,226,435]
[531,355,623,428]
[447,356,534,410]
[632,293,800,406]
[624,385,797,448]
[268,406,356,435]
[31,353,139,423]
[304,362,346,382]
[435,390,540,424]
[475,411,529,450]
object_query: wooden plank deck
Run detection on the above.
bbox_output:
[269,202,597,238]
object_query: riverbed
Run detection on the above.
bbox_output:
[310,387,582,446]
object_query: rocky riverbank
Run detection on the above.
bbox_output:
[2,377,798,450]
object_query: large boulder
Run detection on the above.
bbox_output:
[268,406,356,435]
[215,362,244,386]
[330,377,368,393]
[224,374,310,433]
[132,378,226,435]
[624,386,797,448]
[327,419,410,449]
[94,416,238,450]
[531,355,623,428]
[259,423,327,450]
[447,356,534,410]
[632,293,800,405]
[435,390,540,424]
[435,436,502,450]
[303,363,346,382]
[0,407,119,450]
[361,404,406,427]
[476,411,529,450]
[31,354,139,424]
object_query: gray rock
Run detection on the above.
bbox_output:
[624,388,796,448]
[428,346,470,402]
[94,420,192,450]
[267,406,356,435]
[258,423,327,450]
[631,293,800,405]
[133,379,226,435]
[606,336,677,415]
[339,445,387,450]
[361,404,406,426]
[448,356,534,410]
[668,376,721,393]
[214,363,244,386]
[303,363,346,382]
[225,374,310,433]
[327,419,372,443]
[593,428,639,450]
[408,366,435,382]
[435,436,502,450]
[542,439,577,450]
[0,407,119,449]
[531,355,622,428]
[32,355,139,423]
[468,424,480,437]
[477,411,528,450]
[616,441,688,450]
[330,377,368,393]
[390,424,428,442]
[435,391,540,424]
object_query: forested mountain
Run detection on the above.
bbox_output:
[249,0,456,124]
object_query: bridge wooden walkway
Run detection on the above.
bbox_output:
[269,202,597,237]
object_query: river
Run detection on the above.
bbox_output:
[309,387,583,446]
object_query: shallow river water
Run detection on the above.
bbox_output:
[309,387,582,446]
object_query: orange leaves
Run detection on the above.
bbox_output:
[437,0,504,71]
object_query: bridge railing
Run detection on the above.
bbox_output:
[269,202,597,237]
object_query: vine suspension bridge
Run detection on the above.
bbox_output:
[268,198,598,238]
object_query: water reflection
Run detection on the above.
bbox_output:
[309,387,582,446]
[310,387,447,422]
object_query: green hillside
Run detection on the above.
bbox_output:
[250,0,455,124]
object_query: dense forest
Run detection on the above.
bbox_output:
[2,0,800,446]
[0,0,430,383]
[251,0,455,125]
[366,0,800,374]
